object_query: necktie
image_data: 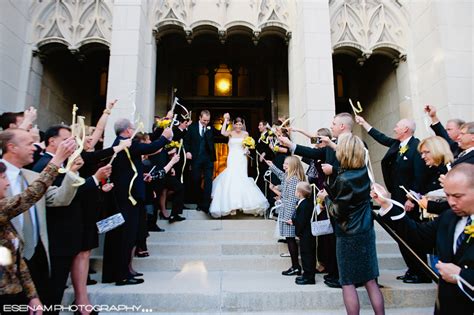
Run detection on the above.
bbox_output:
[19,172,36,260]
[457,150,467,159]
[456,216,472,252]
[200,126,204,137]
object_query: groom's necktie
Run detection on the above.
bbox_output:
[200,126,204,137]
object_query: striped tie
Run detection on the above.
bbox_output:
[456,216,472,252]
[19,172,36,260]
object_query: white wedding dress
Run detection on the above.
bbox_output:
[209,137,269,218]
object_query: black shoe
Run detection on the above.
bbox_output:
[277,239,288,244]
[159,212,170,220]
[129,272,144,277]
[323,274,338,282]
[396,270,411,280]
[403,274,432,284]
[282,267,302,276]
[324,278,342,288]
[86,278,97,285]
[295,277,316,285]
[115,278,145,286]
[169,215,186,223]
[88,268,97,274]
[148,225,165,232]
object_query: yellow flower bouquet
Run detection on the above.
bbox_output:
[242,136,256,150]
[156,119,172,129]
[165,140,181,149]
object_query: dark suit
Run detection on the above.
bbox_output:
[33,153,99,307]
[452,150,474,167]
[367,128,430,280]
[172,126,187,181]
[184,122,216,211]
[293,198,316,280]
[102,135,169,283]
[381,206,473,315]
[430,122,461,157]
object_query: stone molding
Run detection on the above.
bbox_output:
[329,0,407,61]
[151,0,291,44]
[31,0,113,52]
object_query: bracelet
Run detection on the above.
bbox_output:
[103,109,111,115]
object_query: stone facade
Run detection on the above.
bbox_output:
[1,0,473,149]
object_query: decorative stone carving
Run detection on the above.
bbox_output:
[330,0,407,59]
[153,0,189,30]
[32,0,113,51]
[257,0,289,30]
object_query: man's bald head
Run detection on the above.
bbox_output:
[0,128,35,168]
[394,118,416,141]
[444,163,474,216]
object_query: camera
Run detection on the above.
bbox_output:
[310,137,321,144]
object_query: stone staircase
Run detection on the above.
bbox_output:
[64,210,436,314]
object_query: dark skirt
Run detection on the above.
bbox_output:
[336,228,379,285]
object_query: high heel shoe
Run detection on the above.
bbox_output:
[159,212,170,220]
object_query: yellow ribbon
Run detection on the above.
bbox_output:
[349,99,363,116]
[124,147,138,206]
[178,139,186,183]
[59,114,86,187]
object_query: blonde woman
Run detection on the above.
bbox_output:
[318,134,384,315]
[417,136,454,214]
[266,156,306,276]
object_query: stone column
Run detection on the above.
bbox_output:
[104,0,155,145]
[288,0,335,143]
[404,0,473,138]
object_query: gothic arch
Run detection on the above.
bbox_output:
[329,0,408,62]
[31,0,113,52]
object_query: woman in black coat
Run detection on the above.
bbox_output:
[319,134,384,315]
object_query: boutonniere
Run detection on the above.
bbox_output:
[399,145,408,155]
[273,145,280,152]
[464,222,474,243]
[206,126,211,130]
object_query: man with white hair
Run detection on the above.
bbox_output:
[356,116,430,284]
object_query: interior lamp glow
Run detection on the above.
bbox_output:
[217,78,230,94]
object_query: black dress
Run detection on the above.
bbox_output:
[326,167,379,285]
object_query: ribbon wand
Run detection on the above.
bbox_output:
[349,99,363,117]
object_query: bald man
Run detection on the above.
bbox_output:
[372,163,474,315]
[356,116,430,284]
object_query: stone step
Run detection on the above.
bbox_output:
[91,253,406,272]
[90,309,434,315]
[142,240,399,256]
[63,271,435,313]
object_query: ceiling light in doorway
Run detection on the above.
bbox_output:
[217,78,231,94]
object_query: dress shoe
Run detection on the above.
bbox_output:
[277,239,288,243]
[169,215,186,223]
[86,278,97,285]
[135,251,150,257]
[295,277,316,285]
[403,274,431,284]
[323,274,338,282]
[396,270,411,280]
[159,212,170,220]
[282,267,302,276]
[115,278,144,286]
[324,278,342,288]
[148,225,165,232]
[128,272,144,277]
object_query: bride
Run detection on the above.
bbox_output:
[209,113,269,218]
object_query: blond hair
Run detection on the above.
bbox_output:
[296,181,312,198]
[418,136,454,166]
[285,156,306,181]
[336,133,366,169]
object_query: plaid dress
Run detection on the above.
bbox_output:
[269,164,299,237]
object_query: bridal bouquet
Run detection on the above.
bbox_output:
[242,136,256,156]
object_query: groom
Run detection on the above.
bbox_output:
[184,109,216,212]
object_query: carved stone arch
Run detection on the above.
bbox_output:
[31,0,113,53]
[330,0,407,62]
[257,0,290,36]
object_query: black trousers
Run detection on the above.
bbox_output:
[300,233,316,279]
[191,158,213,211]
[49,255,74,309]
[164,176,184,216]
[24,241,50,305]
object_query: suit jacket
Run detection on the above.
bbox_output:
[0,163,59,300]
[293,198,314,238]
[452,150,474,167]
[33,154,98,256]
[381,205,474,315]
[111,135,169,205]
[368,128,427,202]
[183,122,216,162]
[4,160,80,271]
[294,144,339,185]
[430,122,461,157]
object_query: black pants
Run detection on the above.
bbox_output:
[49,255,74,309]
[191,158,213,211]
[324,231,339,279]
[300,233,316,279]
[0,292,29,314]
[163,175,184,217]
[24,242,50,305]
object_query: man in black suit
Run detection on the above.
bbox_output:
[255,120,274,195]
[425,105,464,157]
[372,163,474,315]
[33,125,110,308]
[184,110,216,212]
[172,117,189,182]
[103,118,171,286]
[356,116,430,284]
[452,122,474,166]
